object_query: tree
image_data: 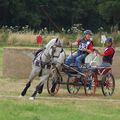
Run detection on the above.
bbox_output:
[0,0,9,25]
[98,0,120,29]
[0,0,120,31]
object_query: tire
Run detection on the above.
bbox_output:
[67,76,81,94]
[47,75,61,96]
[84,72,97,96]
[101,73,115,96]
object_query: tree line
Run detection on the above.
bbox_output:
[0,0,120,32]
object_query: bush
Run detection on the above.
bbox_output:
[111,32,120,47]
[7,32,36,46]
[0,25,120,47]
[0,31,9,45]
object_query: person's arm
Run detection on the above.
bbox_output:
[94,48,104,56]
[82,48,92,53]
[70,38,80,47]
[95,48,114,57]
[71,41,78,46]
[103,48,114,56]
[82,42,93,53]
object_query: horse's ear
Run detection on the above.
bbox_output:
[55,38,63,47]
[55,38,58,43]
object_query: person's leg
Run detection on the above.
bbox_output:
[65,52,79,66]
[75,54,87,68]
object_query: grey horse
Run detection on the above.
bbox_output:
[19,38,66,100]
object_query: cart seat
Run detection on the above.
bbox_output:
[97,67,111,75]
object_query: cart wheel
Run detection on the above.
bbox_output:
[101,73,115,96]
[47,75,61,96]
[67,76,80,94]
[84,73,97,96]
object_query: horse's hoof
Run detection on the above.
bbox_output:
[18,95,24,98]
[29,97,35,100]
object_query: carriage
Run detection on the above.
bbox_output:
[20,38,115,100]
[47,55,115,96]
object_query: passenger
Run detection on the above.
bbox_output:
[65,30,94,69]
[95,38,115,67]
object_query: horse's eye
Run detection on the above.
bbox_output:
[53,46,56,51]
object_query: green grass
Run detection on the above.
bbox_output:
[0,98,120,120]
[0,30,120,47]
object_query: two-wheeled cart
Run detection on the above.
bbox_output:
[47,63,115,96]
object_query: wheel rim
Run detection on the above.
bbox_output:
[84,73,96,96]
[102,73,115,96]
[47,75,60,96]
[67,76,80,94]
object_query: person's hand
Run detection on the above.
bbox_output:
[94,48,99,53]
[69,43,72,48]
[82,48,87,51]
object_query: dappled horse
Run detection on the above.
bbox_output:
[20,38,66,99]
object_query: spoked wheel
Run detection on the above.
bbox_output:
[47,75,61,96]
[101,73,115,96]
[67,76,81,94]
[84,73,97,96]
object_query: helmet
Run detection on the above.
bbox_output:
[84,30,93,36]
[105,38,112,43]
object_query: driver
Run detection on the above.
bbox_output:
[95,38,115,67]
[65,30,94,69]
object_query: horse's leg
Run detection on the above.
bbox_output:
[30,69,49,100]
[30,82,44,98]
[20,67,40,96]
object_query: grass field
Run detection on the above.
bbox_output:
[0,97,120,120]
[0,46,120,120]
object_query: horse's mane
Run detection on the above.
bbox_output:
[45,38,57,49]
[45,38,62,49]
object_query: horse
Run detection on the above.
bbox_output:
[19,38,66,100]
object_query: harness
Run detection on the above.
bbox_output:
[34,50,51,76]
[33,48,45,62]
[33,38,64,76]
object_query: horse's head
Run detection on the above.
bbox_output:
[45,38,63,58]
[49,45,63,58]
[49,45,66,71]
[41,38,65,68]
[45,38,63,49]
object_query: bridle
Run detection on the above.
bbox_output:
[51,45,63,58]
